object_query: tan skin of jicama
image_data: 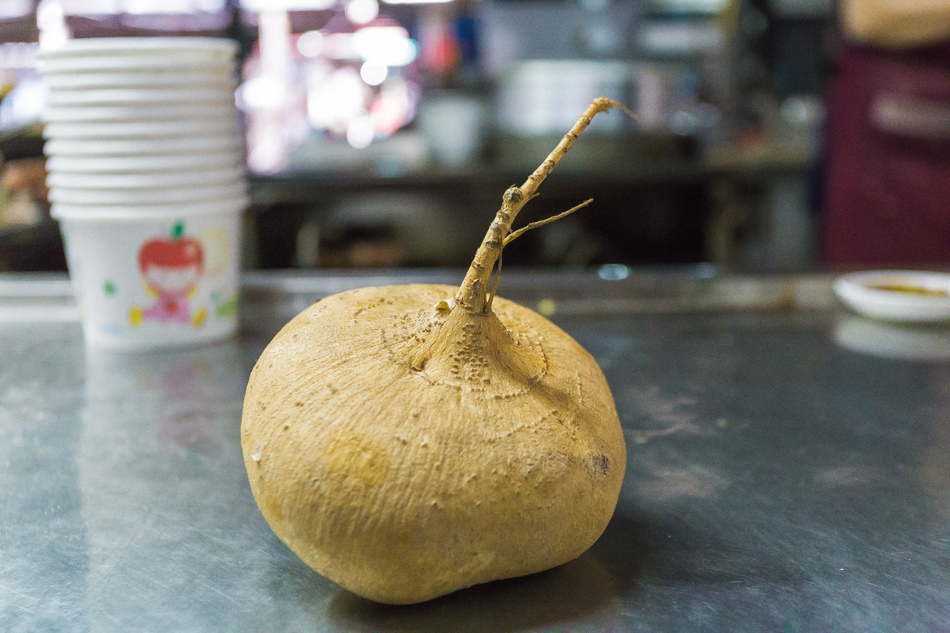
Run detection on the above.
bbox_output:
[241,98,630,605]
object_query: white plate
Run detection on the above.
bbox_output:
[42,103,238,123]
[47,152,243,174]
[39,37,237,59]
[47,88,235,107]
[43,71,236,90]
[48,166,245,189]
[43,119,239,139]
[833,271,950,322]
[49,181,247,205]
[45,135,242,157]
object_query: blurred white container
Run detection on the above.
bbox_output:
[416,92,487,168]
[496,60,635,136]
[834,271,950,322]
[53,200,244,350]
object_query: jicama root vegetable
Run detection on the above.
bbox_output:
[242,97,629,605]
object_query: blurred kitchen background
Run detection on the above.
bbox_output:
[0,0,832,273]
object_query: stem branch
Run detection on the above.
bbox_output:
[503,198,593,247]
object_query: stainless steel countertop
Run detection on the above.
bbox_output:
[3,270,950,632]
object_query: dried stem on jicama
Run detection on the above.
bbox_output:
[456,97,632,313]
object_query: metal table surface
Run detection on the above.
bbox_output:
[2,270,949,632]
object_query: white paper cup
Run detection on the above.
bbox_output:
[46,152,243,174]
[53,201,244,350]
[49,180,247,205]
[43,103,238,124]
[48,166,245,189]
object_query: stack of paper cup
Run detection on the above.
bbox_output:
[39,38,246,351]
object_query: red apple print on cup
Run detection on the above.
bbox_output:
[130,221,208,328]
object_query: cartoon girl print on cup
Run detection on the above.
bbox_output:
[130,221,207,328]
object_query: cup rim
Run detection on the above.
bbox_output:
[39,57,236,74]
[49,181,247,205]
[46,153,244,173]
[43,119,239,140]
[39,37,238,59]
[47,87,236,106]
[42,103,238,123]
[52,196,249,221]
[43,72,237,90]
[44,135,242,156]
[48,166,246,189]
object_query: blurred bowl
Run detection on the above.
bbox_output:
[49,181,247,205]
[833,271,950,322]
[44,135,242,156]
[47,152,243,174]
[48,166,245,189]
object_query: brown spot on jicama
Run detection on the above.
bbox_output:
[586,452,611,478]
[262,493,282,522]
[324,431,391,488]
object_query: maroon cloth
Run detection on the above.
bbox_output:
[823,41,950,267]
